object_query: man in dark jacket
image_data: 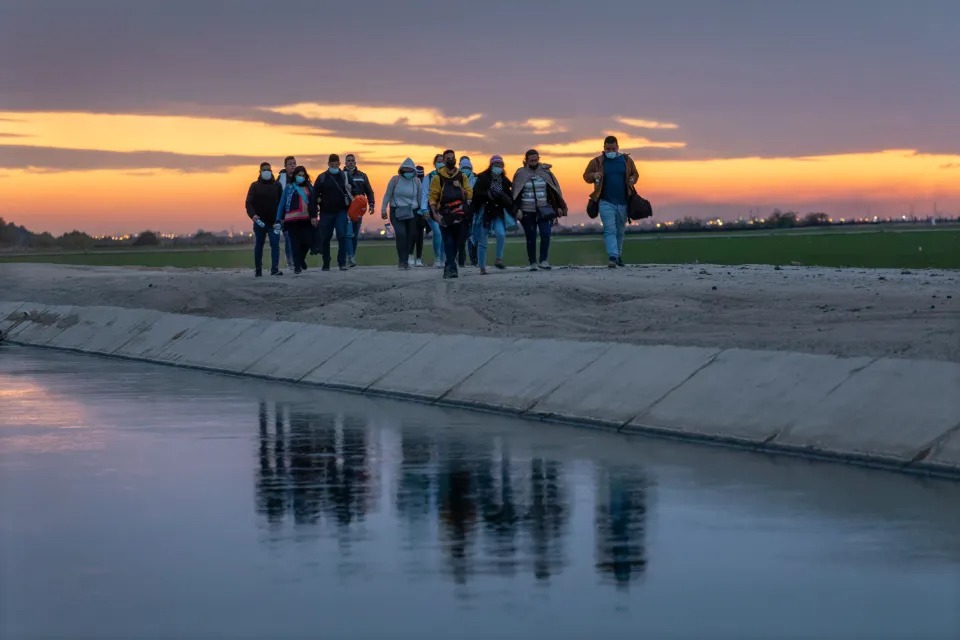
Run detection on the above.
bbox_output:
[344,153,375,267]
[312,154,353,271]
[245,161,284,277]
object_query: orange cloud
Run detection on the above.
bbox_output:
[537,132,686,156]
[616,116,679,130]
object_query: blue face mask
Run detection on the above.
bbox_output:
[491,166,504,176]
[461,168,472,175]
[295,175,305,185]
[605,151,618,159]
[435,162,444,170]
[328,166,340,174]
[261,170,272,180]
[402,171,414,179]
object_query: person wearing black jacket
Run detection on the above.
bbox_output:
[311,154,353,271]
[471,155,515,274]
[245,162,284,277]
[344,154,375,267]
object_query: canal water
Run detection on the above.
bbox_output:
[1,346,958,639]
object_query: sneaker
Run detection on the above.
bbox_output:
[539,261,552,270]
[294,268,302,275]
[495,260,505,270]
[271,269,283,276]
[616,257,625,267]
[322,264,331,272]
[300,263,308,271]
[480,267,488,275]
[442,268,451,279]
[436,260,445,269]
[407,256,415,267]
[450,268,459,279]
[339,265,348,271]
[348,256,357,268]
[469,243,478,266]
[415,259,424,267]
[529,263,538,271]
[255,268,263,277]
[608,257,618,269]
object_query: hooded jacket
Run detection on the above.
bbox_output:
[245,173,283,225]
[459,157,477,192]
[381,158,422,215]
[428,166,473,210]
[511,163,567,215]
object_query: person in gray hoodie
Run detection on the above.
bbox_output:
[381,158,423,270]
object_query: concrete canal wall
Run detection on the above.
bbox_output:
[2,300,959,478]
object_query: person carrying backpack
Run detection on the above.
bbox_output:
[311,154,353,271]
[381,158,422,270]
[428,149,473,279]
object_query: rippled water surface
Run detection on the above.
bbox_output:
[1,346,959,639]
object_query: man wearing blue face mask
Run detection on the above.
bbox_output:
[583,136,640,268]
[312,153,353,271]
[245,162,284,277]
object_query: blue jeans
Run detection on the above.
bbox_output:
[253,222,280,272]
[317,210,349,268]
[347,218,361,257]
[427,216,444,262]
[441,223,467,272]
[599,200,628,259]
[469,210,485,247]
[520,213,552,264]
[478,217,505,269]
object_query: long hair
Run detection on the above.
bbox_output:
[293,165,311,186]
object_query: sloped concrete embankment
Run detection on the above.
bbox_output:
[2,300,958,478]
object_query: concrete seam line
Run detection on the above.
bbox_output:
[433,342,514,405]
[909,419,960,464]
[292,331,364,383]
[824,356,880,398]
[362,338,433,392]
[521,343,615,415]
[435,337,523,401]
[618,348,725,431]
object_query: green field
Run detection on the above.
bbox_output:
[1,229,957,270]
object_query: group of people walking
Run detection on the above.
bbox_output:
[244,136,642,278]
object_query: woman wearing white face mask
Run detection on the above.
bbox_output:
[381,158,422,270]
[419,153,446,268]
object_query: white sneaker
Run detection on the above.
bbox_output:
[407,256,415,267]
[539,260,552,270]
[436,260,445,269]
[415,259,424,267]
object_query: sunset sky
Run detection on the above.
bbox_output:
[2,0,959,235]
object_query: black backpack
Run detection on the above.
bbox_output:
[437,172,467,224]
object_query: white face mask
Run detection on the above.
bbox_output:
[605,151,618,159]
[261,170,272,180]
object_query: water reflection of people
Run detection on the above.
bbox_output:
[594,465,649,589]
[254,402,373,535]
[479,444,520,577]
[525,458,569,581]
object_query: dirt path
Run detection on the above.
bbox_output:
[2,262,957,362]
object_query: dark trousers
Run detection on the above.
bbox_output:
[441,223,468,272]
[521,214,553,264]
[253,223,280,272]
[316,210,349,268]
[409,215,426,259]
[287,223,313,271]
[390,212,416,265]
[456,220,469,267]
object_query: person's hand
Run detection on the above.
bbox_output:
[432,212,441,224]
[381,212,388,220]
[311,218,319,227]
[630,176,638,185]
[253,215,261,222]
[594,172,603,182]
[515,212,523,221]
[272,223,281,234]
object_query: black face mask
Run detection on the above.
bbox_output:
[527,162,539,170]
[445,159,456,169]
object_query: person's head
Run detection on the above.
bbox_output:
[399,158,416,180]
[345,154,357,171]
[459,156,473,175]
[432,153,444,170]
[489,155,504,176]
[442,149,456,170]
[293,165,309,185]
[603,135,619,158]
[259,162,273,180]
[525,149,540,169]
[284,156,297,174]
[327,153,341,174]
[415,165,425,180]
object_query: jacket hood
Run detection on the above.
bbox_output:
[397,157,416,174]
[459,157,473,171]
